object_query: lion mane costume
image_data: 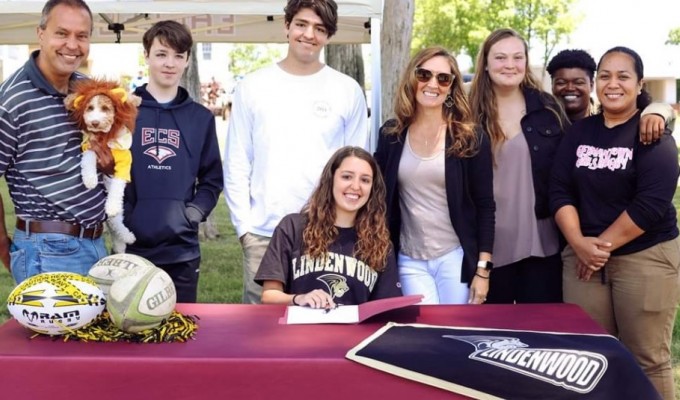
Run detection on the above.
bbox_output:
[64,78,141,252]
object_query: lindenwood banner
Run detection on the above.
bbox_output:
[346,323,660,400]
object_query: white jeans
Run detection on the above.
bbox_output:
[398,246,469,304]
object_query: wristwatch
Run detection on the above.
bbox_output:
[477,260,494,271]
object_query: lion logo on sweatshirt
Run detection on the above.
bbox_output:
[317,274,349,299]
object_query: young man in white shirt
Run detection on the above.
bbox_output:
[224,0,369,304]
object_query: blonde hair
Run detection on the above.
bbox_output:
[469,28,567,153]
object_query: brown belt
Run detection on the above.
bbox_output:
[16,218,104,240]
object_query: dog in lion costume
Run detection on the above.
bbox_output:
[64,78,140,252]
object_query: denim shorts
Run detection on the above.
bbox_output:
[10,228,108,284]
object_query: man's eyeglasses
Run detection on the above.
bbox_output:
[415,68,454,87]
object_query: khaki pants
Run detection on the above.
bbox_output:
[240,232,271,304]
[562,238,680,400]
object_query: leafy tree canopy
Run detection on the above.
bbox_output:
[228,44,284,77]
[412,0,580,70]
[667,27,680,45]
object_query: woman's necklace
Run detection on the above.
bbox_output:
[425,124,445,147]
[410,123,445,158]
[425,129,440,148]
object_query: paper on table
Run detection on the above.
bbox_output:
[279,295,423,325]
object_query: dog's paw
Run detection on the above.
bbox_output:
[112,239,126,254]
[82,172,98,189]
[105,199,122,217]
[120,230,136,244]
[112,230,135,253]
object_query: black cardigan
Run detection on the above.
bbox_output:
[374,122,495,284]
[520,87,569,219]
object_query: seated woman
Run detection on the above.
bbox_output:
[550,46,679,400]
[255,146,402,308]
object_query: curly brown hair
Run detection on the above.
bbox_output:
[384,46,478,158]
[302,146,391,271]
[469,28,567,154]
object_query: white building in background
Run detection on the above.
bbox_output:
[88,43,144,81]
[196,43,233,90]
[0,45,28,81]
[566,0,680,105]
[88,42,234,92]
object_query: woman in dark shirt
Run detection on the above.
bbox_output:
[550,46,679,399]
[255,146,402,308]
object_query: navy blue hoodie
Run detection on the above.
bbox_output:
[124,85,223,264]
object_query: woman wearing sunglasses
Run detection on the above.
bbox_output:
[469,28,570,304]
[374,46,495,305]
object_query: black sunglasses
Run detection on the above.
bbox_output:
[415,67,454,87]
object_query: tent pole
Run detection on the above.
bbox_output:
[369,16,381,153]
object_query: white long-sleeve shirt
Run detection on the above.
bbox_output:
[223,64,369,238]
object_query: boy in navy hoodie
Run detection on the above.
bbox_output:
[124,20,223,303]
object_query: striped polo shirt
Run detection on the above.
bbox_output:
[0,51,106,229]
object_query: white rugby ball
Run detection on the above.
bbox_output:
[88,253,156,296]
[7,272,106,335]
[107,266,176,333]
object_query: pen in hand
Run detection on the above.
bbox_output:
[323,303,340,314]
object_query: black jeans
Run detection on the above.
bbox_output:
[486,254,563,304]
[157,257,201,303]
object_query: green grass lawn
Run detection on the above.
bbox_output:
[673,190,680,399]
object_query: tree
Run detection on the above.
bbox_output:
[325,44,365,91]
[180,45,220,240]
[228,44,283,77]
[180,44,201,101]
[380,0,415,123]
[412,0,487,67]
[503,0,580,73]
[667,27,680,45]
[413,0,579,70]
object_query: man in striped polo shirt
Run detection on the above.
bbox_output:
[0,0,108,284]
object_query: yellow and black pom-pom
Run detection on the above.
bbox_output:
[39,311,199,343]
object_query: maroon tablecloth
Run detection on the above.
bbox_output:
[0,303,605,399]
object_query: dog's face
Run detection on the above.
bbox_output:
[83,94,115,133]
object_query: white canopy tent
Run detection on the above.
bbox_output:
[0,0,381,44]
[0,0,384,141]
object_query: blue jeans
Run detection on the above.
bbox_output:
[398,246,468,304]
[10,229,108,284]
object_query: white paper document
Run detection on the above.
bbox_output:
[279,295,423,325]
[285,305,360,324]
